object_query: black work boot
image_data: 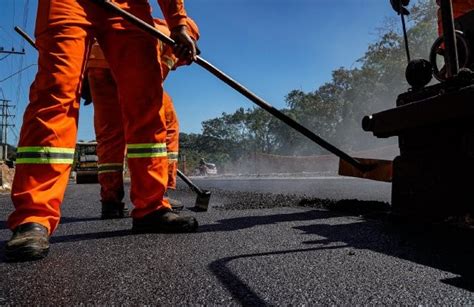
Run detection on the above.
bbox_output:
[5,222,50,262]
[132,209,198,233]
[101,201,129,219]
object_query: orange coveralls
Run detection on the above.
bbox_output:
[8,0,190,235]
[87,18,199,204]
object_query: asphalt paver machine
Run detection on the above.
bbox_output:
[363,0,474,219]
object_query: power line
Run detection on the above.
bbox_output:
[0,47,25,55]
[13,0,31,144]
[0,54,12,61]
[0,63,36,83]
[0,26,19,43]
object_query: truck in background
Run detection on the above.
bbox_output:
[74,141,99,184]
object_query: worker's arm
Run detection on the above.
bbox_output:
[157,0,197,61]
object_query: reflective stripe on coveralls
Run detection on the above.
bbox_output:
[98,163,123,174]
[167,152,179,161]
[127,143,167,158]
[8,0,189,234]
[16,147,75,164]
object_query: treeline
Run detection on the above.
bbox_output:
[180,0,438,172]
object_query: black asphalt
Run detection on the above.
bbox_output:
[1,176,473,305]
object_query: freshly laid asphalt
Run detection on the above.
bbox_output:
[1,176,473,305]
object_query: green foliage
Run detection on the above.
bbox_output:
[180,0,438,170]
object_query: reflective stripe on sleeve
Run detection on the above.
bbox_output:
[127,143,167,158]
[16,146,75,164]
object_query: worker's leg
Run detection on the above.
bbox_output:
[8,0,92,235]
[96,9,171,220]
[164,91,179,189]
[88,67,128,218]
[88,67,126,202]
[163,91,183,210]
[95,1,197,232]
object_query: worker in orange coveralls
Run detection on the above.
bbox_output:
[5,0,198,262]
[86,17,199,218]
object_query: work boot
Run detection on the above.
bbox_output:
[132,209,198,233]
[5,222,50,262]
[101,201,129,219]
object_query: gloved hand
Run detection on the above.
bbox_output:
[81,72,93,106]
[390,0,410,15]
[171,25,197,64]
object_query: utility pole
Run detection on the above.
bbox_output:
[0,99,15,161]
[0,39,26,162]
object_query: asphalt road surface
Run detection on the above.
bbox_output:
[1,175,473,305]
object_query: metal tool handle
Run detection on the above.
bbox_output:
[14,26,37,50]
[440,0,459,78]
[177,169,204,195]
[400,13,411,63]
[94,0,366,172]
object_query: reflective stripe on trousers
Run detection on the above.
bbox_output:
[98,163,123,174]
[167,151,178,162]
[16,146,75,164]
[127,143,167,158]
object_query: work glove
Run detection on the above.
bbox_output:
[390,0,410,15]
[81,72,93,106]
[171,25,197,64]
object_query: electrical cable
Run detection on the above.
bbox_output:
[12,0,31,143]
[0,54,12,61]
[0,64,37,83]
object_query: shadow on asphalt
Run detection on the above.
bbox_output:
[44,211,336,244]
[0,217,108,230]
[204,200,474,296]
[2,198,473,295]
[0,230,136,264]
[60,216,105,224]
[199,210,339,233]
[209,245,348,306]
[49,229,134,244]
[0,241,5,263]
[294,219,474,292]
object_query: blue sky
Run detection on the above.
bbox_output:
[0,0,396,144]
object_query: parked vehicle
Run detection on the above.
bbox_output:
[75,141,99,184]
[194,159,218,176]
